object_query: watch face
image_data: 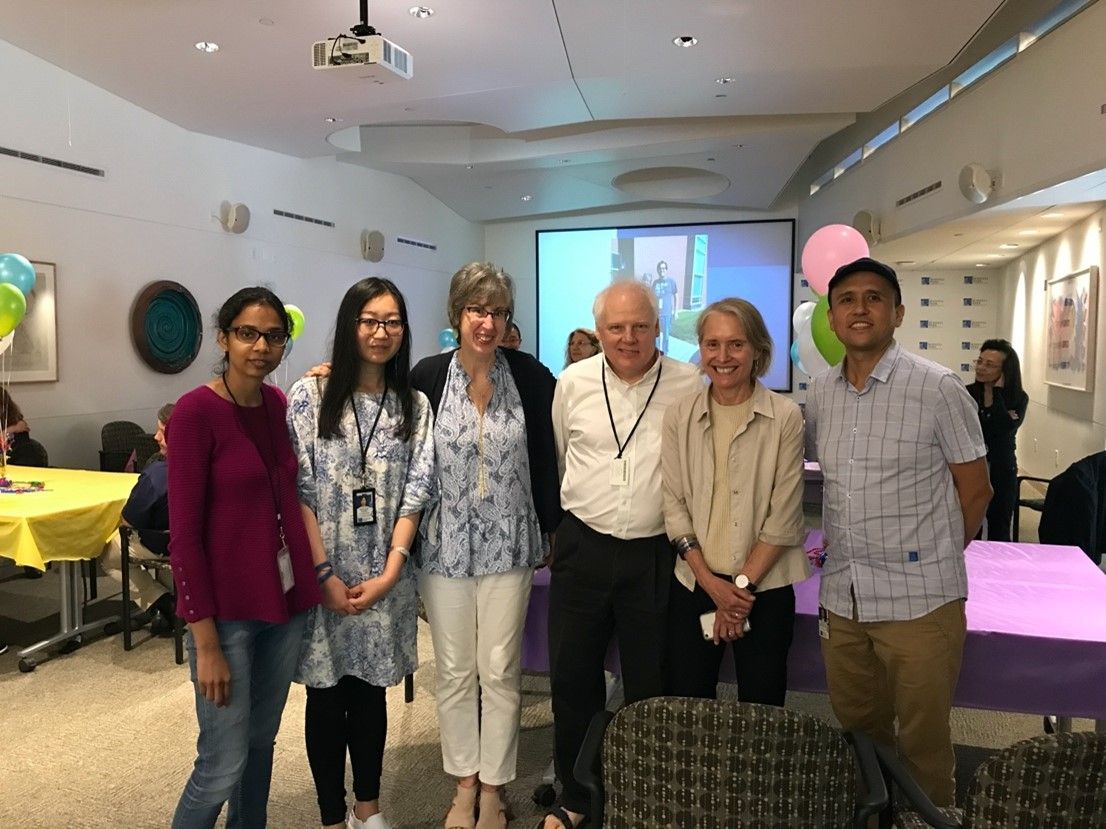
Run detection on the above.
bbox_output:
[734,574,750,589]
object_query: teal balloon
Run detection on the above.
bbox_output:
[438,328,458,349]
[285,304,306,341]
[0,254,36,296]
[0,283,27,336]
[810,294,845,366]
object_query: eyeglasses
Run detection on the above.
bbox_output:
[229,326,289,347]
[356,317,405,335]
[463,305,511,323]
[974,358,1002,369]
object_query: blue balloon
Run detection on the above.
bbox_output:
[438,328,458,349]
[790,341,808,375]
[0,254,36,297]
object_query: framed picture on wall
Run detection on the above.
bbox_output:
[1045,265,1097,392]
[8,261,58,382]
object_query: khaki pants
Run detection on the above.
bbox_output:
[100,531,172,610]
[821,598,966,806]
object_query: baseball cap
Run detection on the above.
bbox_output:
[827,257,902,305]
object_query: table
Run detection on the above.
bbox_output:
[0,465,138,671]
[789,537,1106,721]
[523,539,1106,721]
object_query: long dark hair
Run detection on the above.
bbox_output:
[318,278,414,442]
[980,338,1024,400]
[214,286,292,372]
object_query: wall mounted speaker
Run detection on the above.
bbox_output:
[361,229,385,262]
[851,209,881,245]
[219,201,251,233]
[958,163,996,204]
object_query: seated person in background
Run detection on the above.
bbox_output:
[502,321,522,350]
[0,385,35,466]
[101,403,175,633]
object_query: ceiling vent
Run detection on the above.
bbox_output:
[896,180,942,208]
[273,209,335,228]
[396,236,437,252]
[0,144,105,177]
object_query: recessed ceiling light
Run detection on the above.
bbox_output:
[409,6,434,19]
[895,260,916,266]
[975,263,988,268]
[324,116,343,123]
[716,77,735,84]
[673,36,698,48]
[194,41,220,53]
[1041,212,1065,219]
[999,243,1020,249]
[520,194,532,202]
[986,253,1004,258]
[1018,229,1042,236]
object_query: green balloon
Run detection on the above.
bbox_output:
[285,304,306,341]
[0,283,27,337]
[810,294,845,366]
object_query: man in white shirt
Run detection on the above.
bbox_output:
[544,280,701,829]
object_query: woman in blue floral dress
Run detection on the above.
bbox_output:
[288,277,435,829]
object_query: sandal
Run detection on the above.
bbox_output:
[444,782,479,829]
[476,788,508,829]
[539,806,585,829]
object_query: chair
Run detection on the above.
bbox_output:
[1035,451,1106,566]
[876,731,1106,828]
[131,434,161,471]
[99,420,145,472]
[574,696,886,828]
[1012,473,1050,542]
[119,525,183,664]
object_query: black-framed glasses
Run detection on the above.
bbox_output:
[463,305,511,323]
[356,317,405,335]
[229,326,289,347]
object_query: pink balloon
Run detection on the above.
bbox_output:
[801,224,870,295]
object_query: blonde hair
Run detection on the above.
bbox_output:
[592,280,659,326]
[696,297,773,379]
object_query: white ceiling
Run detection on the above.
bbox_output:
[0,0,1008,222]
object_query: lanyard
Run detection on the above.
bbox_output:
[351,378,388,480]
[222,373,284,539]
[601,360,662,459]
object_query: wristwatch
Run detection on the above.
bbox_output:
[734,574,758,594]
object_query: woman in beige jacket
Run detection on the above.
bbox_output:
[661,297,809,703]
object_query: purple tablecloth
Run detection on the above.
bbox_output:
[523,538,1106,719]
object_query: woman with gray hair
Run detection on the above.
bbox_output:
[410,262,561,829]
[660,297,808,704]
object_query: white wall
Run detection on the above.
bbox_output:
[798,0,1106,246]
[997,208,1106,478]
[484,205,797,357]
[0,40,482,468]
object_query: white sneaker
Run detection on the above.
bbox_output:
[347,811,391,829]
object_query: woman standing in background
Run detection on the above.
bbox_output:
[966,339,1028,541]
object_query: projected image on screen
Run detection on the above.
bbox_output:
[536,219,795,390]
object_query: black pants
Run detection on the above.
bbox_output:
[548,512,673,814]
[665,574,795,704]
[985,465,1018,542]
[304,676,386,826]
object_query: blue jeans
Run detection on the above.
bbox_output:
[171,612,308,829]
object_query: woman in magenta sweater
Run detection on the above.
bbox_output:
[169,287,320,829]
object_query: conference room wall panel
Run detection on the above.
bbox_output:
[0,39,482,470]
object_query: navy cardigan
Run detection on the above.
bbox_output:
[410,347,563,535]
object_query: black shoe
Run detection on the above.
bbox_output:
[149,610,174,636]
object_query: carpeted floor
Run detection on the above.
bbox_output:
[0,503,1092,828]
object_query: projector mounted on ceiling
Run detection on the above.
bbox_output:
[312,0,412,80]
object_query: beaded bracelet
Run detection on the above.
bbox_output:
[673,535,701,560]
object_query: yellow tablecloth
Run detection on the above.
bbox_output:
[0,466,138,570]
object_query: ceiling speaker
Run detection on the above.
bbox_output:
[958,163,996,204]
[219,201,251,234]
[851,209,881,245]
[361,229,385,262]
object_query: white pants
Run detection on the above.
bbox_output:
[100,532,172,610]
[417,566,533,785]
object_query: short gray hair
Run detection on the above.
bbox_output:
[157,402,175,426]
[447,262,514,331]
[696,297,774,379]
[592,280,659,326]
